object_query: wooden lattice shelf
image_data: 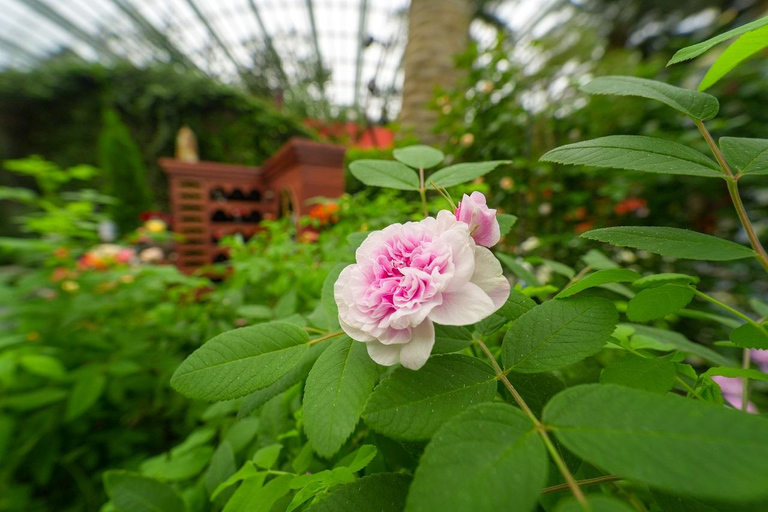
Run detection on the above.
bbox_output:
[160,137,345,273]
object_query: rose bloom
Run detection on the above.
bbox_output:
[455,191,501,248]
[334,210,510,370]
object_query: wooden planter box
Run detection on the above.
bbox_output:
[160,138,345,273]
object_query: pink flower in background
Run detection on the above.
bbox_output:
[711,375,757,413]
[334,210,510,370]
[455,191,500,248]
[750,349,768,373]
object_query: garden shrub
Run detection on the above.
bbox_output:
[98,109,155,235]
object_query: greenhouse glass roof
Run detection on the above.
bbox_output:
[0,0,725,119]
[1,0,560,118]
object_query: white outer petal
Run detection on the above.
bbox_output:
[366,340,402,366]
[427,282,496,325]
[471,246,511,310]
[398,320,435,370]
[334,264,375,341]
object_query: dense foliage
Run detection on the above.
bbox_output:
[2,13,768,512]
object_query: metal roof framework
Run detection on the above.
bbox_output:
[0,0,586,119]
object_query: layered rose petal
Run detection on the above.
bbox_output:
[456,191,501,248]
[334,209,510,370]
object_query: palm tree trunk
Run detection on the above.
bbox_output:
[399,0,472,144]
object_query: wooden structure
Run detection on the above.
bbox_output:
[160,137,345,273]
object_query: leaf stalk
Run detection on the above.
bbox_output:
[474,339,592,512]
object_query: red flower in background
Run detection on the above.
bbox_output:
[614,198,647,216]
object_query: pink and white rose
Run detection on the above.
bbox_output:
[334,210,510,370]
[455,191,501,248]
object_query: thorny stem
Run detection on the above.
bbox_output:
[418,168,428,217]
[541,475,623,495]
[474,339,591,512]
[308,330,344,345]
[695,120,768,274]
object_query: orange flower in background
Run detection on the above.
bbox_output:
[575,220,595,234]
[308,202,340,226]
[614,197,647,216]
[53,247,69,259]
[50,267,72,282]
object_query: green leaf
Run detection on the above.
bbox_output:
[730,323,768,349]
[556,268,641,298]
[406,403,546,512]
[702,367,768,382]
[627,285,695,322]
[497,213,518,236]
[223,418,260,453]
[555,495,635,512]
[1,388,68,410]
[362,354,497,440]
[428,161,510,188]
[349,160,420,190]
[720,137,768,176]
[252,443,282,469]
[497,253,541,286]
[432,325,473,354]
[65,372,106,421]
[236,305,272,320]
[19,354,66,379]
[580,76,719,120]
[632,273,699,289]
[600,353,676,393]
[273,290,297,318]
[699,25,768,90]
[306,473,411,512]
[668,16,768,64]
[223,473,292,512]
[582,249,618,270]
[474,289,537,336]
[210,462,260,501]
[541,259,576,279]
[541,136,722,178]
[340,444,377,473]
[292,443,314,474]
[650,490,725,512]
[627,324,735,367]
[171,322,309,401]
[237,341,328,419]
[304,336,380,457]
[502,297,618,373]
[546,384,768,501]
[141,446,214,482]
[0,414,13,462]
[393,145,444,169]
[204,441,236,498]
[581,227,755,261]
[104,471,186,512]
[506,372,566,417]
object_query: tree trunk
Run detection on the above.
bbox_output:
[399,0,472,144]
